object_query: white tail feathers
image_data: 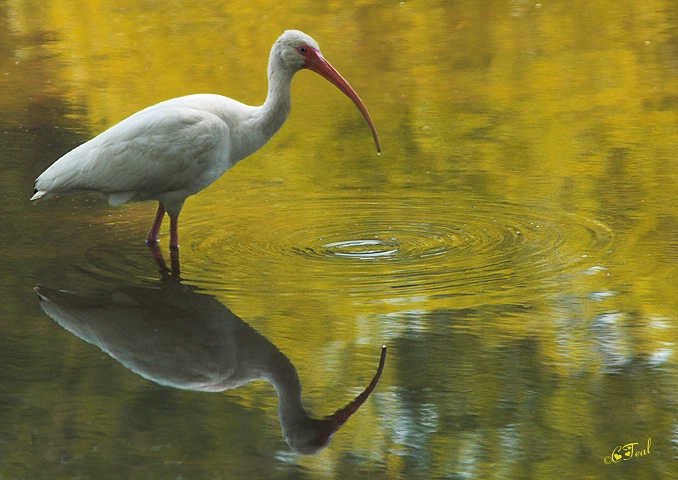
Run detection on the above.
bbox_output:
[31,190,49,201]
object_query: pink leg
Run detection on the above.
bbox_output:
[146,203,166,245]
[169,214,179,250]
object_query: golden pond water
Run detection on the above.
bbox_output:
[1,1,677,478]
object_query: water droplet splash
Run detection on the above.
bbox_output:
[321,239,399,259]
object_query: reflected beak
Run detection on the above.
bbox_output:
[312,346,387,446]
[304,49,381,153]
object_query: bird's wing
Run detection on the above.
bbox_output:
[34,103,232,199]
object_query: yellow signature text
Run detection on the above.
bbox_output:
[603,437,651,464]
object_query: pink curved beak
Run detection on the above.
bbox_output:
[304,49,381,154]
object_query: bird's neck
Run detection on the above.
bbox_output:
[255,58,295,140]
[267,350,307,427]
[227,50,295,166]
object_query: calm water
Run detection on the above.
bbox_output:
[1,1,677,479]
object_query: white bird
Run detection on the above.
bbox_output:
[31,30,380,249]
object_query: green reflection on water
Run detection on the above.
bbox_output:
[1,0,677,478]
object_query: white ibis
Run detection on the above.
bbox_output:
[31,30,380,249]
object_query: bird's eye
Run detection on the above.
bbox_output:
[297,45,308,55]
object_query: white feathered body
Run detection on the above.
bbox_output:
[31,94,279,216]
[29,29,377,249]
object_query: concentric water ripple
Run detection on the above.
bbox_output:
[176,190,615,306]
[290,221,462,262]
[52,189,615,309]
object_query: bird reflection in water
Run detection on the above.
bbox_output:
[34,280,386,455]
[147,243,181,278]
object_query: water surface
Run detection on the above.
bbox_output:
[1,1,677,479]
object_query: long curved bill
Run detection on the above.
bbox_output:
[312,346,387,448]
[304,49,381,153]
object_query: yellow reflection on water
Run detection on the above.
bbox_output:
[7,0,678,477]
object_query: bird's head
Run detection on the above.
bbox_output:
[275,30,321,71]
[281,346,387,455]
[271,30,381,153]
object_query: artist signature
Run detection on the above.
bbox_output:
[603,437,651,464]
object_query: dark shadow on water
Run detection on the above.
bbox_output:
[33,277,386,455]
